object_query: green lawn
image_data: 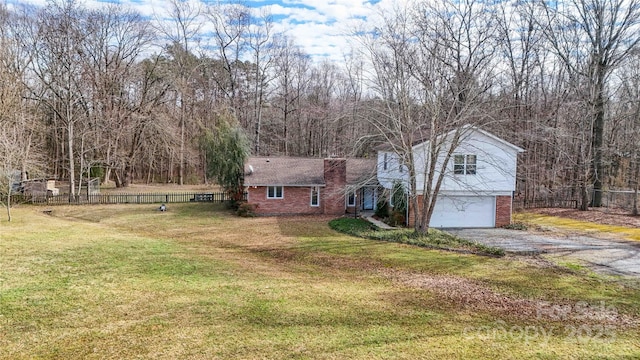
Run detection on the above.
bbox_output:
[1,204,639,359]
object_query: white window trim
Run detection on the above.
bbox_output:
[454,154,477,175]
[267,186,284,199]
[347,191,356,207]
[310,187,320,207]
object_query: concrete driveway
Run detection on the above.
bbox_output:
[448,228,640,277]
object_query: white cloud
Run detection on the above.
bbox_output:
[6,0,391,63]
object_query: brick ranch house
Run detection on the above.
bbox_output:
[244,157,377,216]
[244,126,524,228]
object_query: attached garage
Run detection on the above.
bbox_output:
[429,196,496,228]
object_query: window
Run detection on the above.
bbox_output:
[310,187,320,206]
[267,186,283,199]
[383,153,388,170]
[454,155,477,175]
[347,191,356,207]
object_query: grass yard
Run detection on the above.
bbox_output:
[1,204,639,359]
[515,211,640,241]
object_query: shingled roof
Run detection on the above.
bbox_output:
[346,158,378,185]
[244,157,376,187]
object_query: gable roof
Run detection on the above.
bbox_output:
[375,125,525,154]
[347,158,378,185]
[244,157,377,187]
[459,125,524,153]
[245,157,324,186]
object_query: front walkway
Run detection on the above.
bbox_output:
[362,213,394,230]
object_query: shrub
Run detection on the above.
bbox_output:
[388,210,405,226]
[329,217,504,257]
[329,217,378,235]
[391,181,407,215]
[375,198,389,218]
[236,202,257,217]
[502,222,527,230]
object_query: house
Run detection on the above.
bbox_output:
[377,125,524,228]
[243,126,523,228]
[244,157,377,216]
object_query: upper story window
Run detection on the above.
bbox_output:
[267,186,283,199]
[383,153,388,170]
[454,155,476,175]
[310,187,320,206]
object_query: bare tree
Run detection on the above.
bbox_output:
[356,0,499,233]
[271,35,310,156]
[83,5,156,186]
[206,2,249,112]
[538,0,640,207]
[28,0,91,200]
[611,53,640,214]
[246,8,276,155]
[0,4,41,220]
[156,0,203,186]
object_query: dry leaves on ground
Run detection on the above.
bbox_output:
[532,207,640,228]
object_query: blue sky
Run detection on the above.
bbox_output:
[8,0,394,62]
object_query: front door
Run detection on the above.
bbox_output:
[362,187,375,210]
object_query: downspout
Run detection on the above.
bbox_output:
[405,191,409,226]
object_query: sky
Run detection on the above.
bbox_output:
[6,0,397,63]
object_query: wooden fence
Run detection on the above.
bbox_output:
[9,192,245,205]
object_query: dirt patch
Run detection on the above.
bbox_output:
[530,207,640,228]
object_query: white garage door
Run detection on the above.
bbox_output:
[430,196,495,228]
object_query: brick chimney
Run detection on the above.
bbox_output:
[323,158,347,215]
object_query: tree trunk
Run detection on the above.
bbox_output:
[5,191,11,222]
[123,161,133,187]
[591,71,606,207]
[67,120,76,202]
[580,180,589,211]
[633,159,639,216]
[179,112,185,186]
[633,182,638,216]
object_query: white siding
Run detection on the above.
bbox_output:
[410,129,519,195]
[377,127,522,197]
[436,131,519,194]
[377,151,408,190]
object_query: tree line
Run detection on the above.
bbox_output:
[2,0,640,212]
